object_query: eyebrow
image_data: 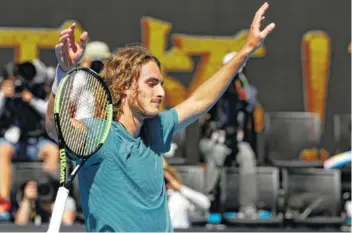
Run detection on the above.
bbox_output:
[147,77,164,85]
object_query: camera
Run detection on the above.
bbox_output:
[2,61,37,96]
[16,174,58,205]
[90,60,104,74]
[36,181,56,203]
[14,62,37,95]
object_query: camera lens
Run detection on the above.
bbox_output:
[14,79,25,94]
[38,183,50,196]
[90,60,104,74]
[17,62,36,81]
[37,183,55,202]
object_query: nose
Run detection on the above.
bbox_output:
[156,84,165,99]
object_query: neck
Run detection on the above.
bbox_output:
[117,102,144,137]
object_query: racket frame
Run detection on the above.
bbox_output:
[53,67,113,187]
[54,67,113,159]
[48,67,113,233]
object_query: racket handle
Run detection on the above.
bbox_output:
[47,187,69,233]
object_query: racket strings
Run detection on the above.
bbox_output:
[59,70,110,156]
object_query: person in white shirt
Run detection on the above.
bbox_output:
[80,41,111,74]
[163,161,210,229]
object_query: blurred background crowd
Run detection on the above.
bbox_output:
[0,0,350,232]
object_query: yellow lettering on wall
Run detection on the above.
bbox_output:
[300,148,329,161]
[254,103,265,133]
[300,31,331,159]
[142,17,266,108]
[302,31,331,131]
[142,17,194,71]
[173,32,265,95]
[142,17,191,109]
[0,21,85,62]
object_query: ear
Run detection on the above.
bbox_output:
[124,81,138,97]
[122,86,129,95]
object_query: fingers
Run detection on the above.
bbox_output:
[58,33,69,44]
[68,23,77,51]
[59,23,76,51]
[59,24,88,52]
[257,2,269,19]
[56,23,76,69]
[59,29,72,37]
[79,31,88,49]
[57,29,70,56]
[55,38,70,69]
[59,23,75,39]
[261,22,276,38]
[253,2,269,29]
[63,37,72,66]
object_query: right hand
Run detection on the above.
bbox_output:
[55,23,88,71]
[0,79,15,97]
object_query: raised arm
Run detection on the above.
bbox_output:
[45,23,88,142]
[174,2,275,132]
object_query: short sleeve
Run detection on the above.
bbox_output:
[160,108,178,139]
[146,108,178,153]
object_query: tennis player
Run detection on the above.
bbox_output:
[45,2,275,232]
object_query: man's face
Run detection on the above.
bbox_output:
[128,61,164,118]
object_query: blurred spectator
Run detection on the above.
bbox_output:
[0,60,59,220]
[80,41,111,74]
[199,52,260,219]
[43,66,56,96]
[324,151,351,169]
[14,174,76,225]
[324,151,351,230]
[163,159,210,229]
[163,128,187,165]
[344,201,352,231]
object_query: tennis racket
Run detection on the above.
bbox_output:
[47,67,113,233]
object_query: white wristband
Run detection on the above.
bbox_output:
[51,65,66,95]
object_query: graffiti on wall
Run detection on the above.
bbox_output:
[141,17,266,131]
[0,21,84,62]
[301,31,331,160]
[0,19,345,159]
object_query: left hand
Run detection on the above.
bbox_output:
[245,2,276,54]
[21,90,33,102]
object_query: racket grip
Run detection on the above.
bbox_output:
[47,187,69,233]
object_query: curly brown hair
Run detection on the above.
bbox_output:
[100,45,160,120]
